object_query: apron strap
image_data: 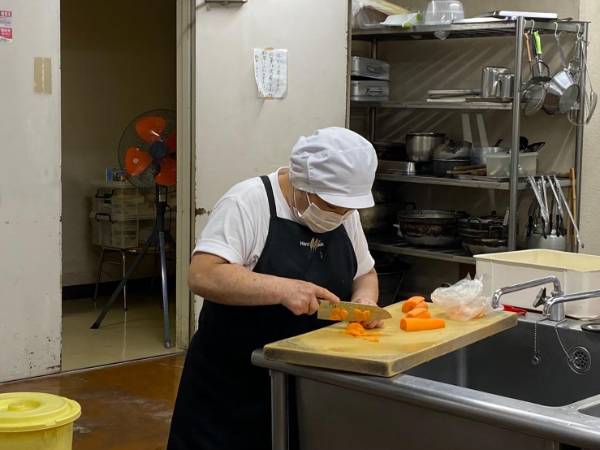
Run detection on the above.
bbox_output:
[260,176,277,219]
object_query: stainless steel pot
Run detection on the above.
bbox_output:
[471,147,509,165]
[406,133,445,162]
[432,140,472,160]
[397,207,468,247]
[359,203,397,235]
[481,66,509,98]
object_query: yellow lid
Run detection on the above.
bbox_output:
[0,392,81,432]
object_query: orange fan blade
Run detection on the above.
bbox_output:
[135,116,166,144]
[156,155,177,186]
[165,130,177,153]
[125,147,152,176]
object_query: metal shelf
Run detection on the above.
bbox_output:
[368,234,475,265]
[352,21,587,42]
[351,100,512,111]
[375,173,572,190]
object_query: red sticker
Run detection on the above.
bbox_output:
[0,11,13,42]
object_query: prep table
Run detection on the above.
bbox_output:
[254,314,600,450]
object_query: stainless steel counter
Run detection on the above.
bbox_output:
[253,315,600,450]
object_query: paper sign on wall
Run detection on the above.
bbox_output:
[0,11,12,43]
[253,48,287,99]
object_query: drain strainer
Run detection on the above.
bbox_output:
[568,346,592,374]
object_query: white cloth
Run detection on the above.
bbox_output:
[194,168,375,280]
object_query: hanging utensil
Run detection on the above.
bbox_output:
[543,25,580,115]
[552,175,584,248]
[541,178,550,236]
[523,32,549,117]
[546,175,566,236]
[529,176,548,238]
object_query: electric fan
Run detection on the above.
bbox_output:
[92,109,177,348]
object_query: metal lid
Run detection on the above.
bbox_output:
[0,392,81,432]
[398,209,467,220]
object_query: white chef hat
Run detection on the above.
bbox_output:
[289,127,377,209]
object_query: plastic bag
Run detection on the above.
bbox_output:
[430,275,502,321]
[352,0,411,29]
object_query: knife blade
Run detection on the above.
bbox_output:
[317,300,392,322]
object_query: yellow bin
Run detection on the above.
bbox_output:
[0,392,81,450]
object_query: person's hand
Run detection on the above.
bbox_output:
[353,297,384,329]
[280,279,340,316]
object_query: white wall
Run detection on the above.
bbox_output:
[194,0,350,321]
[0,0,62,381]
[61,0,176,287]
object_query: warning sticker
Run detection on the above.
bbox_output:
[0,11,13,43]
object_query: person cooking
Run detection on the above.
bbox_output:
[168,127,381,450]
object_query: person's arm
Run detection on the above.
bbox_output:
[351,267,383,329]
[188,252,340,315]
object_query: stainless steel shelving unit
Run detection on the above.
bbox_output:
[354,18,589,260]
[368,234,475,265]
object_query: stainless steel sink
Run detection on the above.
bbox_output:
[407,314,600,407]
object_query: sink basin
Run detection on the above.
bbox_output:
[580,403,600,418]
[406,315,600,407]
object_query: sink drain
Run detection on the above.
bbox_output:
[568,346,592,374]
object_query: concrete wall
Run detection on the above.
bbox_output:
[61,0,176,286]
[194,0,350,321]
[0,0,62,382]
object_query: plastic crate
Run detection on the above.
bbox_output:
[90,212,139,249]
[92,182,144,217]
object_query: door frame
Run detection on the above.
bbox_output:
[175,0,196,349]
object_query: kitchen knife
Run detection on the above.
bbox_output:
[317,300,392,322]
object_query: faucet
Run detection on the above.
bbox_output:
[542,290,600,321]
[492,276,563,317]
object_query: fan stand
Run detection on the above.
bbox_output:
[91,185,176,348]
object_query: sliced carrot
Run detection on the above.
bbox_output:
[354,309,365,320]
[406,307,430,319]
[364,337,379,343]
[332,307,341,315]
[346,323,365,332]
[362,310,371,320]
[402,296,426,313]
[329,314,342,320]
[400,318,445,332]
[416,301,428,310]
[340,309,349,320]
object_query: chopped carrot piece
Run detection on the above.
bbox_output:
[416,301,428,310]
[406,307,430,319]
[400,318,445,332]
[354,309,365,320]
[329,314,342,320]
[346,323,365,332]
[340,309,349,320]
[362,310,371,320]
[349,329,363,337]
[364,337,379,342]
[402,297,426,313]
[332,307,341,315]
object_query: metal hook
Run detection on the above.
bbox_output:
[576,24,583,41]
[529,19,536,35]
[554,22,559,38]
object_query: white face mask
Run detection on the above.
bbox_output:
[293,189,354,233]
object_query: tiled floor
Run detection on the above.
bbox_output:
[0,354,185,450]
[62,292,180,371]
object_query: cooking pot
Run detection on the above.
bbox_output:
[406,132,445,162]
[397,206,468,247]
[433,158,471,177]
[359,203,397,235]
[372,141,407,161]
[471,147,509,165]
[432,140,472,160]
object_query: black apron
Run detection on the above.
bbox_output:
[168,176,357,450]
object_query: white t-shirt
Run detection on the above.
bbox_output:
[194,168,375,279]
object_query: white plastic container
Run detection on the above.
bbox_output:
[90,212,139,249]
[423,1,464,25]
[476,250,600,319]
[486,152,537,178]
[92,181,144,217]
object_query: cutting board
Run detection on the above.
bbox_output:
[263,301,517,377]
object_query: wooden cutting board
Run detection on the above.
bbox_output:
[263,301,517,377]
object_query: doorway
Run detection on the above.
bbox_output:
[59,0,192,371]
